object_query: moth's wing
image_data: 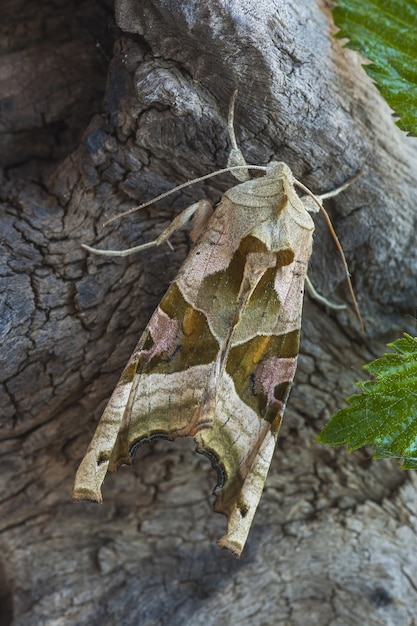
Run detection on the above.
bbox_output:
[72,278,221,502]
[73,190,265,496]
[72,194,248,503]
[195,249,310,556]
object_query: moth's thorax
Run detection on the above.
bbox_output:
[224,161,295,210]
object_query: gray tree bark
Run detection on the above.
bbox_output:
[2,0,417,624]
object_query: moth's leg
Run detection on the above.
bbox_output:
[226,90,250,182]
[305,275,346,311]
[82,200,213,257]
[302,172,363,214]
[317,171,363,202]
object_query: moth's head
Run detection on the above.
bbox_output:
[265,161,294,182]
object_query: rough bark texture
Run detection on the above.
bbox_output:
[2,0,417,624]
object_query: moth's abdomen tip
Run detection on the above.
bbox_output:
[71,488,103,504]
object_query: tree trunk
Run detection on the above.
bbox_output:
[2,0,417,624]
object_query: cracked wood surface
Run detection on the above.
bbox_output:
[2,0,417,624]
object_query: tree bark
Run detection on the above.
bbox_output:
[2,0,417,624]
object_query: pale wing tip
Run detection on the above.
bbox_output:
[217,534,243,558]
[71,485,103,504]
[215,501,256,558]
[72,452,109,503]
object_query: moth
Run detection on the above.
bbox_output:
[73,93,361,556]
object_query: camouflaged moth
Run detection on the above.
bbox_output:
[73,93,361,556]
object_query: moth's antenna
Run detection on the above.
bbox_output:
[104,164,266,226]
[294,179,364,334]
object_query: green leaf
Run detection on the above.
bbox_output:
[318,334,417,469]
[333,0,417,135]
